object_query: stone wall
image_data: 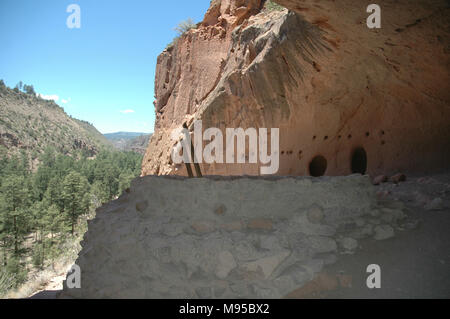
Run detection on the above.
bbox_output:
[60,175,407,298]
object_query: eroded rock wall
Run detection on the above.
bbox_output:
[60,175,409,299]
[142,0,450,177]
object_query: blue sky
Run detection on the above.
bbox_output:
[0,0,210,134]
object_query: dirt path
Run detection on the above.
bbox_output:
[28,266,69,299]
[322,207,450,298]
[299,173,450,299]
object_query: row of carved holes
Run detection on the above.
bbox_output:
[312,131,385,141]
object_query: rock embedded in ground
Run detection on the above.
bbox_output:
[135,200,148,212]
[373,225,395,241]
[350,223,374,239]
[390,174,407,184]
[373,175,388,185]
[247,218,273,231]
[400,219,420,231]
[425,198,445,211]
[307,236,338,254]
[381,208,406,224]
[338,237,358,252]
[215,251,237,279]
[242,250,291,279]
[307,205,324,224]
[191,220,216,234]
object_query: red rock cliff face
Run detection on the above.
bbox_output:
[142,0,450,177]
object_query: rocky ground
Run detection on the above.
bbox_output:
[287,173,450,299]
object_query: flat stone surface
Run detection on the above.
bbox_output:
[242,251,291,279]
[215,251,237,279]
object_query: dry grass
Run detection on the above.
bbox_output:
[264,0,285,12]
[0,270,15,297]
[2,237,82,299]
[5,268,56,299]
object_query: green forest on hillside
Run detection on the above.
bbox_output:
[0,146,142,295]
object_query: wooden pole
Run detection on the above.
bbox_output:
[183,123,202,178]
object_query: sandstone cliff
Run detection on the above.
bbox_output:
[142,0,450,177]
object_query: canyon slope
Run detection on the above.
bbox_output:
[0,82,111,163]
[142,0,450,177]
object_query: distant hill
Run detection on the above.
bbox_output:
[104,132,152,154]
[0,80,112,166]
[104,132,148,140]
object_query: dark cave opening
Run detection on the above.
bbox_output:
[351,147,368,175]
[309,155,328,177]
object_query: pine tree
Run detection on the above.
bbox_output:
[45,204,64,238]
[62,171,89,235]
[23,84,35,95]
[0,199,9,266]
[94,162,119,199]
[0,175,28,255]
[90,180,109,206]
[31,203,63,268]
[40,147,56,168]
[16,81,23,91]
[43,176,63,209]
[118,169,135,194]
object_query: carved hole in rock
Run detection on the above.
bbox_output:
[309,155,327,177]
[351,147,368,175]
[313,61,321,72]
